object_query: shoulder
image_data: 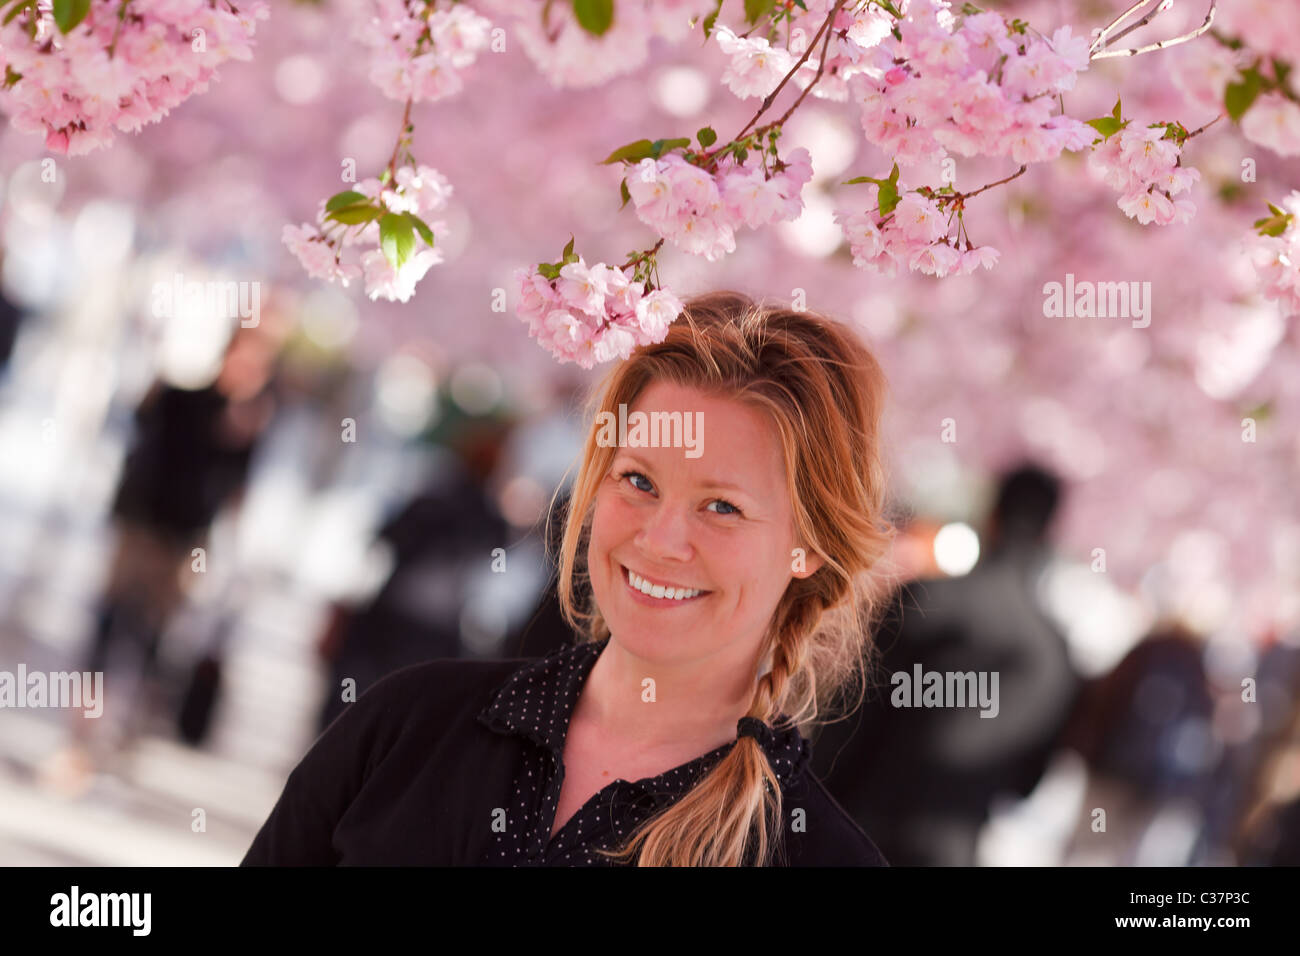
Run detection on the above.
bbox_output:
[779,767,889,867]
[346,655,528,728]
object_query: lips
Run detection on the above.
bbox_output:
[621,564,711,604]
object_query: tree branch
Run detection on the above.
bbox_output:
[1091,0,1216,60]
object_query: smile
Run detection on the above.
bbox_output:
[621,564,710,603]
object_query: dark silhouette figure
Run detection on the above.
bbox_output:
[812,463,1081,865]
[84,325,278,692]
[316,417,513,733]
[42,324,279,793]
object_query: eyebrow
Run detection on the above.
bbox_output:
[618,452,751,496]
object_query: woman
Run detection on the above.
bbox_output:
[242,290,894,866]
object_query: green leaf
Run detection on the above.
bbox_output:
[619,178,632,209]
[887,162,900,186]
[325,190,369,213]
[1112,96,1122,121]
[601,139,656,165]
[877,182,901,216]
[52,0,90,33]
[649,137,691,157]
[843,176,882,185]
[405,212,435,247]
[379,213,416,269]
[562,235,576,259]
[744,0,775,24]
[1086,116,1123,140]
[1225,66,1263,122]
[537,262,561,280]
[327,204,383,225]
[1253,207,1293,237]
[702,0,724,37]
[3,64,22,88]
[697,126,717,148]
[573,0,613,36]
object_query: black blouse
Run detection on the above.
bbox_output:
[242,637,887,866]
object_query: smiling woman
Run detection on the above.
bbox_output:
[549,289,897,866]
[241,289,896,868]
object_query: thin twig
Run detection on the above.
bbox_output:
[952,165,1028,203]
[1092,0,1216,60]
[769,0,844,129]
[618,238,664,272]
[728,0,849,147]
[1186,114,1223,138]
[1101,0,1173,49]
[385,97,415,184]
[1090,0,1154,54]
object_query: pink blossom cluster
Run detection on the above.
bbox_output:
[1247,191,1300,318]
[833,185,999,278]
[282,165,452,303]
[514,260,684,369]
[847,0,1094,166]
[474,0,714,88]
[1088,126,1198,226]
[0,0,269,156]
[625,147,813,262]
[352,0,494,103]
[785,0,898,103]
[711,24,798,99]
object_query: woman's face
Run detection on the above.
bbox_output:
[587,380,823,673]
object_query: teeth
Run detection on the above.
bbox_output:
[626,566,702,601]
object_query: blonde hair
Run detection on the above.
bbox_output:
[548,289,895,866]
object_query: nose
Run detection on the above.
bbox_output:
[633,500,694,564]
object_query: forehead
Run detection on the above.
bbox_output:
[622,380,790,500]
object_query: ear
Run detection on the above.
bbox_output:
[790,546,824,579]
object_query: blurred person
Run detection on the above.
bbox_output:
[1055,622,1220,864]
[41,320,281,792]
[315,406,515,733]
[812,462,1082,865]
[243,290,893,866]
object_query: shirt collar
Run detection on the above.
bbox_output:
[476,638,810,805]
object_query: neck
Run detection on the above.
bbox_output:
[578,636,764,754]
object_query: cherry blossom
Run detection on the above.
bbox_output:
[282,164,451,302]
[514,256,682,369]
[0,0,269,156]
[351,0,494,103]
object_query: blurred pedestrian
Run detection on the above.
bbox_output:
[813,462,1081,865]
[42,321,280,792]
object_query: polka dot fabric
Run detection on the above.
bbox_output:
[475,637,811,866]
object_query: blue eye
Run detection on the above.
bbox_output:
[618,470,653,494]
[615,469,743,517]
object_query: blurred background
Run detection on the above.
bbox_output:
[0,0,1298,865]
